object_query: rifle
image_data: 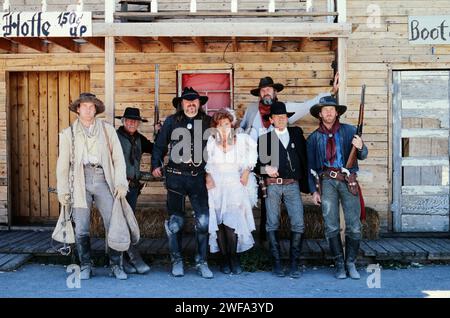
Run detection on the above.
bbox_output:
[153,63,160,141]
[345,84,366,169]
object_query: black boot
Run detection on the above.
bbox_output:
[109,248,127,280]
[128,244,151,274]
[165,220,184,277]
[195,230,213,279]
[76,235,92,280]
[328,235,347,279]
[217,225,231,274]
[267,231,285,277]
[259,198,267,243]
[345,236,361,279]
[225,225,242,275]
[289,232,303,279]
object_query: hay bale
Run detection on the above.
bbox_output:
[279,205,380,239]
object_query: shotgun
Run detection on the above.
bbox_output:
[345,84,366,169]
[153,63,160,141]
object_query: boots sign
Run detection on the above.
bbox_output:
[409,16,450,44]
[1,11,91,37]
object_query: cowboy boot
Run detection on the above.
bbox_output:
[123,258,137,274]
[128,245,151,274]
[166,220,184,277]
[217,225,231,274]
[267,231,285,277]
[289,232,303,279]
[76,236,93,280]
[328,235,347,279]
[345,236,361,280]
[109,248,128,280]
[225,225,242,275]
[195,231,214,279]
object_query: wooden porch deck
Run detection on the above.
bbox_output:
[1,230,450,271]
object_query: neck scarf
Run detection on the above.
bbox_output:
[317,119,340,165]
[258,102,272,129]
[118,126,138,166]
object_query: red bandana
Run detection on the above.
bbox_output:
[317,119,341,165]
[258,103,272,129]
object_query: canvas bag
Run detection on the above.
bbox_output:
[51,204,75,244]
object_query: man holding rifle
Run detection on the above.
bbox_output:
[306,88,368,280]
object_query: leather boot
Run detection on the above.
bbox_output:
[76,236,92,280]
[109,248,128,280]
[345,236,361,279]
[225,225,242,275]
[328,235,347,279]
[166,221,184,277]
[217,225,231,274]
[195,231,213,279]
[289,232,303,279]
[128,245,151,274]
[123,258,137,274]
[267,231,285,277]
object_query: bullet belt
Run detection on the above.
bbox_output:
[84,163,102,169]
[165,166,204,177]
[265,178,297,185]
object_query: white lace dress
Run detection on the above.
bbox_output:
[206,133,258,253]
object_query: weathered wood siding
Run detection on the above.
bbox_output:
[346,0,450,232]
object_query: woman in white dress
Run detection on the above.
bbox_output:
[205,109,258,274]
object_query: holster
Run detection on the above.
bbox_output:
[345,173,359,196]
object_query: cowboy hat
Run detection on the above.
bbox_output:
[309,95,347,119]
[269,101,294,118]
[115,107,148,122]
[172,87,208,108]
[69,92,105,114]
[250,77,284,97]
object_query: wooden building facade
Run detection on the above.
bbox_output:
[0,0,449,234]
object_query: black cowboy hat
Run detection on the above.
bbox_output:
[172,87,208,108]
[269,101,295,118]
[69,92,105,114]
[250,77,284,97]
[310,95,347,119]
[115,107,148,122]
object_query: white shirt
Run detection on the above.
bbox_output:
[274,128,290,149]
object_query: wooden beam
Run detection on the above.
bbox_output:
[266,37,273,52]
[330,38,338,51]
[94,22,352,38]
[105,0,114,23]
[337,37,347,106]
[117,36,142,52]
[192,37,205,52]
[232,36,238,52]
[0,38,17,52]
[47,37,79,52]
[337,0,347,22]
[154,36,173,52]
[111,11,339,18]
[84,37,104,51]
[10,38,47,52]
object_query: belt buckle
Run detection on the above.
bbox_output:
[329,171,338,179]
[276,178,283,185]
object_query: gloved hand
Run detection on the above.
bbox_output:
[58,193,71,206]
[114,185,128,199]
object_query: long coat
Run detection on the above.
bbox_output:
[56,118,129,209]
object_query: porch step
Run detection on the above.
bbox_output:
[0,253,33,272]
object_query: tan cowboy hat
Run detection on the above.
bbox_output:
[69,92,105,114]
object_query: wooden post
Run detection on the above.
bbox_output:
[77,0,84,12]
[190,0,197,13]
[151,0,158,13]
[306,0,312,12]
[327,0,335,23]
[105,0,115,124]
[41,0,47,12]
[268,0,275,13]
[231,0,238,13]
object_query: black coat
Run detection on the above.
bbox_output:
[257,127,310,193]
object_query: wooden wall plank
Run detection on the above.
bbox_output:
[8,73,19,223]
[58,72,70,131]
[39,72,49,218]
[47,72,59,218]
[28,72,41,218]
[69,72,80,124]
[17,72,30,219]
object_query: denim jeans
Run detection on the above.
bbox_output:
[265,182,304,233]
[72,165,115,239]
[321,178,361,240]
[126,186,140,213]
